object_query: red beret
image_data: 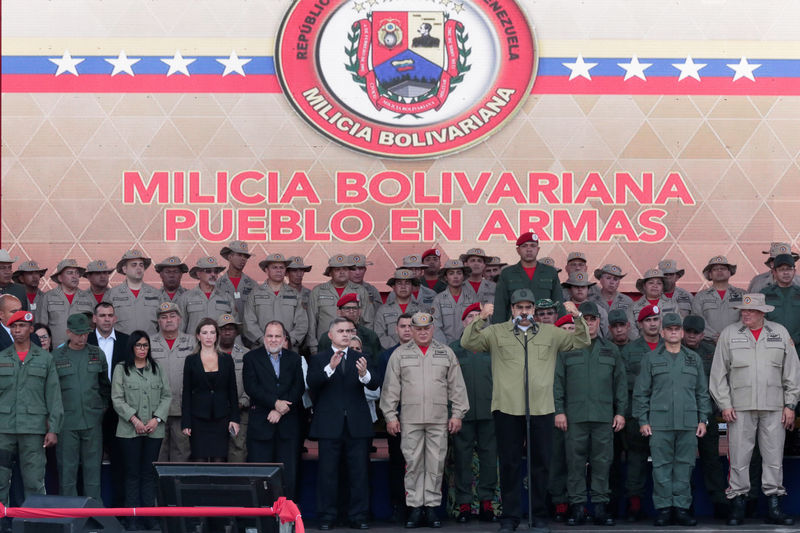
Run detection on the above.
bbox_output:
[336,293,360,308]
[461,302,481,321]
[421,248,440,260]
[515,231,539,246]
[7,310,34,326]
[554,314,574,327]
[637,304,661,322]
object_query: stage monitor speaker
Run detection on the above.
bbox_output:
[155,463,284,533]
[11,495,122,533]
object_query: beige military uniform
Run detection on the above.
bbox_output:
[431,289,477,344]
[631,296,678,328]
[374,300,422,349]
[40,288,96,347]
[360,281,383,315]
[226,339,250,462]
[27,289,47,324]
[386,285,437,312]
[307,281,374,353]
[590,291,638,340]
[243,283,308,348]
[380,340,469,507]
[691,285,745,341]
[178,287,235,335]
[150,332,194,462]
[709,320,800,498]
[103,282,161,335]
[217,272,258,319]
[157,286,186,305]
[663,286,693,318]
[462,279,496,304]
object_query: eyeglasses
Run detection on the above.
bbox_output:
[340,306,360,311]
[37,333,50,340]
[134,343,149,349]
[536,310,556,316]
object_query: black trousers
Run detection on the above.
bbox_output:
[387,433,406,507]
[493,411,554,524]
[102,409,125,507]
[316,425,370,522]
[118,437,162,508]
[247,435,299,499]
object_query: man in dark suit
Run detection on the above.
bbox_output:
[308,317,380,530]
[243,320,303,497]
[87,301,129,507]
[0,294,41,351]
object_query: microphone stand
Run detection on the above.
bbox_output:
[513,316,539,529]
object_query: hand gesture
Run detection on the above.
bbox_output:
[356,357,367,378]
[144,418,159,433]
[275,399,292,415]
[612,415,626,432]
[329,350,343,369]
[182,428,192,436]
[480,303,494,320]
[563,301,580,317]
[267,409,282,424]
[229,421,240,437]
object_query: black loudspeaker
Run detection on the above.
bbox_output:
[11,495,122,533]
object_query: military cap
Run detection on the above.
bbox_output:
[337,293,360,308]
[189,256,225,279]
[579,301,600,317]
[733,293,774,313]
[438,259,471,280]
[637,304,661,322]
[538,257,561,272]
[763,242,799,265]
[459,248,489,263]
[6,310,34,326]
[658,259,685,278]
[323,254,355,276]
[220,240,251,259]
[67,313,92,334]
[682,315,705,333]
[462,302,481,321]
[561,271,596,288]
[84,259,114,275]
[0,250,18,264]
[594,264,626,280]
[510,288,535,305]
[608,309,629,325]
[258,253,292,271]
[487,256,508,268]
[286,256,312,272]
[535,298,558,309]
[217,313,241,327]
[12,260,47,283]
[402,255,426,269]
[566,251,587,263]
[156,301,181,317]
[51,259,86,282]
[702,255,737,280]
[554,314,574,327]
[661,312,683,328]
[387,268,420,286]
[154,256,189,274]
[421,249,441,260]
[515,232,539,246]
[348,254,373,267]
[411,312,434,327]
[773,253,795,269]
[635,268,665,294]
[116,249,152,274]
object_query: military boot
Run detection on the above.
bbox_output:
[566,504,585,526]
[405,507,423,528]
[653,508,672,526]
[674,508,697,526]
[765,495,794,526]
[593,503,615,526]
[726,495,746,526]
[425,507,442,528]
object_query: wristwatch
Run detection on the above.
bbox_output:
[785,404,796,410]
[700,419,709,425]
[155,417,162,423]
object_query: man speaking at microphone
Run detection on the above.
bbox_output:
[461,288,589,533]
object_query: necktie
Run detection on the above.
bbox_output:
[337,350,346,372]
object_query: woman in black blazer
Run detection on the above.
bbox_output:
[181,318,240,461]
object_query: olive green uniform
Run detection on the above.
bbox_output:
[150,333,194,461]
[111,361,171,439]
[620,337,662,498]
[179,286,236,336]
[492,263,561,323]
[217,272,257,319]
[0,344,63,506]
[761,284,800,345]
[554,337,627,504]
[307,281,373,353]
[633,346,711,509]
[380,340,469,507]
[40,287,96,347]
[53,343,110,500]
[432,289,477,344]
[103,282,161,335]
[243,283,308,348]
[374,300,423,349]
[691,286,745,341]
[748,271,800,294]
[449,341,497,505]
[226,340,250,462]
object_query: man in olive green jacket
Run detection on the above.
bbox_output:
[0,310,63,507]
[461,288,588,533]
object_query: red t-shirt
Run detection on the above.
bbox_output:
[165,338,176,349]
[418,345,429,355]
[664,291,674,299]
[17,350,28,362]
[93,293,104,304]
[717,290,727,301]
[452,293,460,303]
[204,292,212,299]
[425,279,438,290]
[26,293,36,304]
[399,303,408,313]
[229,277,241,290]
[412,290,419,299]
[523,266,536,280]
[334,287,345,297]
[166,292,176,301]
[64,293,75,304]
[647,299,660,306]
[469,281,482,293]
[607,300,613,307]
[274,291,280,296]
[646,341,660,351]
[750,328,762,341]
[130,289,140,298]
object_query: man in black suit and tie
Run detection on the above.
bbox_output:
[87,301,129,507]
[243,320,304,497]
[308,317,379,530]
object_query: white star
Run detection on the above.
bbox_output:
[453,2,464,13]
[617,55,652,81]
[672,55,707,82]
[161,51,195,76]
[562,54,598,81]
[727,56,761,82]
[105,50,141,76]
[217,51,251,76]
[48,50,84,76]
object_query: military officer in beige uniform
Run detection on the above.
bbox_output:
[285,256,312,312]
[179,257,235,335]
[348,254,382,316]
[431,260,477,344]
[563,271,609,338]
[483,257,507,283]
[631,269,678,324]
[41,259,95,347]
[460,248,497,304]
[590,264,638,340]
[709,293,800,526]
[217,313,250,462]
[385,255,437,312]
[658,260,693,318]
[13,261,47,323]
[150,302,195,462]
[243,253,308,348]
[83,260,113,305]
[375,269,424,349]
[217,241,258,319]
[154,256,188,304]
[381,312,469,528]
[691,255,745,342]
[104,250,161,336]
[307,254,374,354]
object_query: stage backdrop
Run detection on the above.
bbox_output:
[2,0,800,291]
